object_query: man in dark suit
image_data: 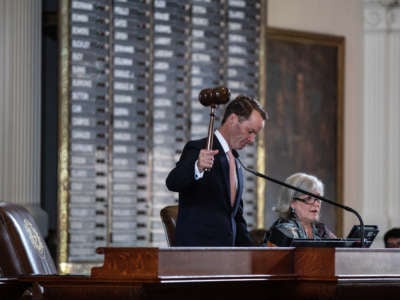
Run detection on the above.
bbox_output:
[166,95,267,246]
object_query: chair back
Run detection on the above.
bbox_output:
[0,202,57,276]
[249,228,270,246]
[160,205,178,246]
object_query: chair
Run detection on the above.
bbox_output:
[249,228,270,246]
[160,205,178,246]
[0,202,57,276]
[159,205,269,247]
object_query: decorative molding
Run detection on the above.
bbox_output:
[388,7,400,30]
[378,0,399,7]
[24,218,45,258]
[365,0,400,31]
[364,3,389,31]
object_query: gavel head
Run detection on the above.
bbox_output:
[199,86,230,107]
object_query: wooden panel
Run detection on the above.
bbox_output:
[158,247,294,278]
[10,248,400,300]
[91,247,158,280]
[15,273,400,300]
[335,248,400,276]
[0,278,28,300]
[295,248,336,279]
[90,247,400,281]
[91,247,295,280]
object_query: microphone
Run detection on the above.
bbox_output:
[234,154,366,247]
[199,86,230,107]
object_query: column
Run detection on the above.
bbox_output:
[0,0,47,235]
[363,0,400,246]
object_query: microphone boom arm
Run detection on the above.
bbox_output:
[237,158,365,247]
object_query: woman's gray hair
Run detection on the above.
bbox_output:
[272,172,324,219]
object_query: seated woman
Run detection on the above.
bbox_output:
[269,172,336,246]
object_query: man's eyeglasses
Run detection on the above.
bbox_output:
[293,195,321,205]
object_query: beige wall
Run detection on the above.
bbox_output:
[267,0,364,235]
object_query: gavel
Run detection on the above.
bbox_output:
[199,86,230,151]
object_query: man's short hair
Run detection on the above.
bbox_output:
[384,227,400,246]
[221,95,268,124]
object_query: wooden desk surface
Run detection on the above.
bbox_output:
[91,246,296,281]
[3,247,400,300]
[91,246,400,281]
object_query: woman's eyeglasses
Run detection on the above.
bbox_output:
[293,195,321,205]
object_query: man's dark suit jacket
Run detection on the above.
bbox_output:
[166,137,254,246]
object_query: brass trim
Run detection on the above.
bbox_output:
[59,262,102,276]
[256,0,268,229]
[57,0,70,267]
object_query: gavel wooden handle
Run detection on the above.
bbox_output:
[206,105,216,150]
[204,105,216,172]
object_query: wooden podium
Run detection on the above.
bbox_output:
[4,247,400,300]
